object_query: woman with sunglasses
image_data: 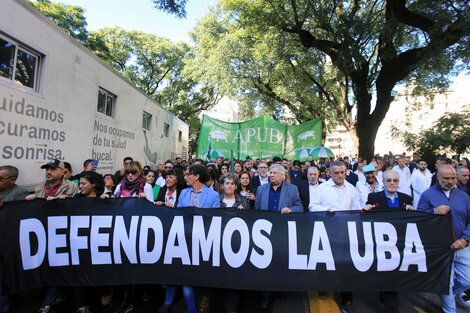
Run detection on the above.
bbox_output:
[114,161,154,202]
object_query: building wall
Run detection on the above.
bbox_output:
[0,0,188,185]
[203,97,239,122]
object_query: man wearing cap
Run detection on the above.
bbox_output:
[25,159,78,201]
[356,164,384,207]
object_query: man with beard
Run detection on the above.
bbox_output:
[297,166,321,211]
[411,160,432,207]
[25,159,78,201]
[456,166,469,194]
[251,161,270,189]
[418,165,470,313]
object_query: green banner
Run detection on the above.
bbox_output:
[197,115,322,160]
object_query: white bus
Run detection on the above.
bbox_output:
[0,0,189,186]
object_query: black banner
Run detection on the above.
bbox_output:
[0,198,453,294]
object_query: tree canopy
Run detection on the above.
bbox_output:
[31,0,221,153]
[30,0,89,43]
[151,0,188,18]
[191,0,470,160]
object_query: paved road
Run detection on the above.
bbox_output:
[7,288,470,312]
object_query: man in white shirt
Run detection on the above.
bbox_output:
[411,160,432,207]
[392,156,412,196]
[297,166,321,211]
[356,164,384,207]
[309,161,361,212]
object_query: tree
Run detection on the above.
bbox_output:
[90,27,221,121]
[30,0,221,154]
[392,108,470,162]
[30,0,110,55]
[192,0,470,160]
[151,0,188,18]
[91,27,221,151]
[30,0,89,43]
[191,9,345,140]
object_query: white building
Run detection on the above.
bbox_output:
[374,75,470,155]
[203,97,239,122]
[0,0,188,185]
[325,75,470,157]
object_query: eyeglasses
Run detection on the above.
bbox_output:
[385,179,399,183]
[0,176,13,181]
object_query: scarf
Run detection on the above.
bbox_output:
[117,176,146,198]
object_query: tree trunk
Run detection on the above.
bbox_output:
[356,121,379,162]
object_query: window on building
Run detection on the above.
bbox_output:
[142,112,152,130]
[164,123,170,138]
[0,34,41,90]
[97,88,116,117]
[178,130,182,142]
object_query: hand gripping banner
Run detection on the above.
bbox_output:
[0,198,453,294]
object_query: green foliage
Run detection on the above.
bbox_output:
[392,108,470,161]
[30,0,110,55]
[151,0,187,18]
[31,0,220,155]
[90,27,221,154]
[90,27,220,123]
[30,0,89,43]
[191,8,342,128]
[191,0,470,159]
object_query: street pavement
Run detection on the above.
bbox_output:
[7,288,470,312]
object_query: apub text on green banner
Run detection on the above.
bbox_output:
[197,115,322,160]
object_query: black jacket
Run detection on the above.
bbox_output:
[366,190,413,209]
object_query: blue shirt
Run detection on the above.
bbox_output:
[384,190,400,208]
[418,184,470,240]
[268,183,282,212]
[458,184,468,194]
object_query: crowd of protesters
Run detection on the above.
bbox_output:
[0,152,469,313]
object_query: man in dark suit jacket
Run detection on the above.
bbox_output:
[364,169,414,313]
[255,164,303,213]
[251,161,270,190]
[297,166,321,211]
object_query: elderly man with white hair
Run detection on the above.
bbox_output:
[254,163,303,214]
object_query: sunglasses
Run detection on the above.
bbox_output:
[385,179,399,183]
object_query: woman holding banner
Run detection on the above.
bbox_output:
[114,161,154,202]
